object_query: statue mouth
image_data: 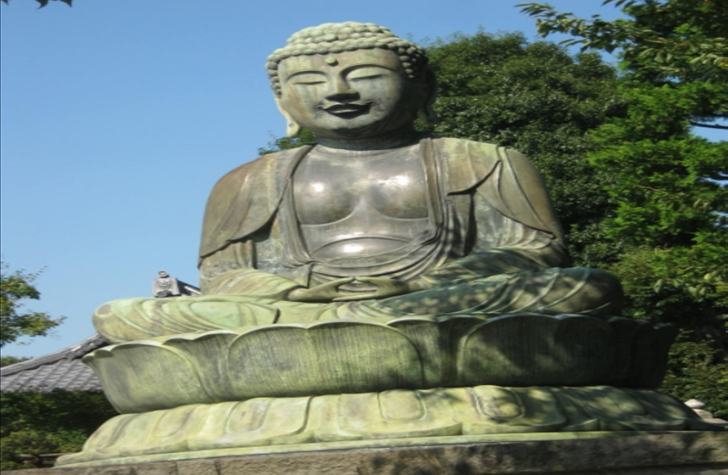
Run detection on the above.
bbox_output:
[321,102,371,117]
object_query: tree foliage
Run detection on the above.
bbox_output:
[0,391,117,470]
[519,0,728,130]
[518,0,728,326]
[586,82,728,413]
[1,262,65,348]
[661,336,728,419]
[521,0,728,416]
[0,356,31,367]
[258,129,317,155]
[0,264,113,469]
[1,0,72,7]
[519,0,728,87]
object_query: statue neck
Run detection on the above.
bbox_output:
[314,126,422,151]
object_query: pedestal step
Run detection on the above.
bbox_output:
[57,385,722,467]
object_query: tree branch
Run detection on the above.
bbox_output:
[689,121,728,130]
[632,184,680,197]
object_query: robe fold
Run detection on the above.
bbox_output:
[198,138,570,295]
[93,138,624,344]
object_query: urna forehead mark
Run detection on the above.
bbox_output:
[279,51,402,84]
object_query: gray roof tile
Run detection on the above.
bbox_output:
[1,334,108,393]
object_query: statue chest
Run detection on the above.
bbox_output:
[292,147,431,259]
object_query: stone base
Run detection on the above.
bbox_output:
[8,431,728,475]
[56,385,723,467]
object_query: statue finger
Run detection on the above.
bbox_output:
[322,277,355,289]
[332,293,378,302]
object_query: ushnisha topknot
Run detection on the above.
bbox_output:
[266,22,429,96]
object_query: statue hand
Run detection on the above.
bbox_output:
[287,278,355,302]
[332,277,432,302]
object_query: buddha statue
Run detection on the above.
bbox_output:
[58,23,715,468]
[93,23,623,343]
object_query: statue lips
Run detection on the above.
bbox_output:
[321,101,371,118]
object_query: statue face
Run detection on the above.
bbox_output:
[277,49,421,140]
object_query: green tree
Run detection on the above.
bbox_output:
[0,391,117,470]
[519,0,728,326]
[258,129,317,155]
[520,0,728,417]
[1,0,72,7]
[587,84,727,329]
[519,0,728,88]
[519,0,728,130]
[1,262,65,348]
[661,337,728,419]
[0,356,31,367]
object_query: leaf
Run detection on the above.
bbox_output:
[1,262,65,347]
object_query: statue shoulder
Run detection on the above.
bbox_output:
[433,137,565,242]
[433,137,520,193]
[209,153,278,197]
[199,147,308,262]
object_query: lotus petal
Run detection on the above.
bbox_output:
[457,314,615,386]
[85,341,212,413]
[227,321,424,398]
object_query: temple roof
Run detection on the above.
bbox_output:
[1,334,108,393]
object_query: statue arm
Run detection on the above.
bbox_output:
[332,218,569,300]
[418,143,571,288]
[198,150,311,298]
[199,240,303,297]
[419,236,570,287]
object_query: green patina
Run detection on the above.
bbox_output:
[60,22,723,467]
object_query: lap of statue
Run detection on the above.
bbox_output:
[95,266,623,344]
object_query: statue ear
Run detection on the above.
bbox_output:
[274,96,302,138]
[417,66,439,126]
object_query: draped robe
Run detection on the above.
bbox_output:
[93,138,623,343]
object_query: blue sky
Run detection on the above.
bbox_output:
[1,0,723,358]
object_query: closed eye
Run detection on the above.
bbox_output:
[349,74,383,81]
[287,71,327,85]
[294,80,327,85]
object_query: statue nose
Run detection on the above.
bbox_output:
[325,90,359,102]
[326,78,358,101]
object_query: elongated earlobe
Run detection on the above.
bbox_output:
[274,96,302,138]
[285,121,301,138]
[417,67,439,125]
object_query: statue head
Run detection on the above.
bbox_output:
[267,22,438,140]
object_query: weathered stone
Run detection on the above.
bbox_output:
[63,22,715,470]
[9,432,728,475]
[85,316,677,414]
[56,386,721,466]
